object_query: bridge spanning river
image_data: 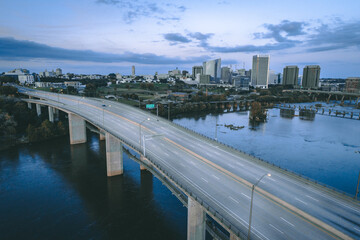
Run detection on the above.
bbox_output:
[17,86,360,240]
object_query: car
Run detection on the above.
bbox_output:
[102,104,106,107]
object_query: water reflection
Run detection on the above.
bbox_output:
[0,133,186,239]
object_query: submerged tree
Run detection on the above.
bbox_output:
[250,102,267,122]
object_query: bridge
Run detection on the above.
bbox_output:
[283,89,360,104]
[16,86,360,240]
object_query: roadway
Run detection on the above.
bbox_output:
[17,86,360,240]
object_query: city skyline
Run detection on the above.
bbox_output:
[0,0,359,77]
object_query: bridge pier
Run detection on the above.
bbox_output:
[187,197,206,240]
[69,113,87,144]
[99,131,105,141]
[54,108,59,121]
[140,155,147,171]
[48,106,54,122]
[105,132,123,176]
[27,96,32,109]
[36,104,41,116]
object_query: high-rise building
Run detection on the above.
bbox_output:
[221,67,231,83]
[132,66,135,76]
[283,66,299,86]
[251,55,269,88]
[302,65,320,89]
[55,68,62,76]
[203,58,221,83]
[192,66,203,79]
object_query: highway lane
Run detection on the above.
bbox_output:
[17,87,360,239]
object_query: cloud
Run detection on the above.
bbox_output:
[204,42,297,53]
[188,32,214,41]
[163,33,191,44]
[96,0,120,5]
[306,21,360,52]
[96,0,184,24]
[0,37,207,65]
[254,20,307,42]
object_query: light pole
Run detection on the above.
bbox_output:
[139,117,151,154]
[247,173,271,240]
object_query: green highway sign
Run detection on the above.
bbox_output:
[146,104,155,109]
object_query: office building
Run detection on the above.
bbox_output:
[200,75,211,84]
[56,68,62,76]
[251,55,269,88]
[132,65,135,76]
[283,66,299,86]
[192,66,203,79]
[203,58,221,83]
[221,67,231,83]
[302,65,320,89]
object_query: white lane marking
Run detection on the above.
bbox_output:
[306,195,319,202]
[180,163,185,167]
[269,224,284,234]
[227,163,235,168]
[228,196,239,204]
[235,162,244,167]
[189,161,197,166]
[280,217,295,227]
[214,151,221,156]
[253,227,270,240]
[241,193,251,199]
[201,177,208,183]
[212,174,220,180]
[268,177,276,182]
[295,197,308,205]
[354,227,360,233]
[163,152,169,157]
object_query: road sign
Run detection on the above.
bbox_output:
[146,104,155,109]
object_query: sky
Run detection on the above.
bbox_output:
[0,0,359,77]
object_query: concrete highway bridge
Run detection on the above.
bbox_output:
[283,89,360,104]
[16,86,360,240]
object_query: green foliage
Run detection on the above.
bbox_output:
[0,75,17,85]
[0,86,18,95]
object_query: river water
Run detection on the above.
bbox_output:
[0,102,359,239]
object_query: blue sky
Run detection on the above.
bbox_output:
[0,0,359,77]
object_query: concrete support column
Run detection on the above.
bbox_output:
[105,132,123,176]
[230,233,240,240]
[48,106,54,122]
[140,155,147,171]
[36,104,41,116]
[68,113,86,144]
[27,102,32,109]
[99,131,105,141]
[55,109,59,121]
[187,197,206,240]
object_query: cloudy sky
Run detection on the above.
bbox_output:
[0,0,359,77]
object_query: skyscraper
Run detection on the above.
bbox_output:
[203,58,221,83]
[221,67,231,83]
[192,66,203,79]
[132,65,135,76]
[302,65,320,89]
[283,66,299,86]
[251,55,269,88]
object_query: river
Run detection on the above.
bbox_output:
[0,102,359,239]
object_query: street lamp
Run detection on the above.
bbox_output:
[247,173,271,240]
[139,117,151,154]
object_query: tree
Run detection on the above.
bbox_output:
[66,86,78,95]
[250,102,267,122]
[108,73,116,80]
